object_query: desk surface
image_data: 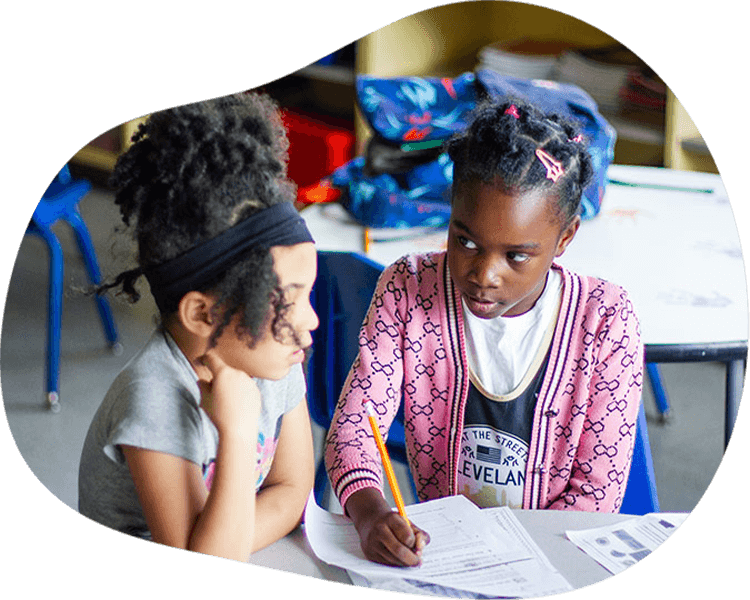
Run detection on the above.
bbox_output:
[249,510,636,591]
[302,165,747,349]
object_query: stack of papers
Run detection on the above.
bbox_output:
[565,512,689,574]
[304,494,572,598]
[553,50,631,114]
[476,41,560,80]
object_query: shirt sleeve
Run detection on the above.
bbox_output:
[283,363,307,413]
[103,380,206,468]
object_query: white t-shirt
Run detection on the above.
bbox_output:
[462,269,562,397]
[457,270,562,508]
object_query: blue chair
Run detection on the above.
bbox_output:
[620,402,660,515]
[26,165,120,412]
[307,251,414,506]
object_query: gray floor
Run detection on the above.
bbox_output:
[0,184,735,516]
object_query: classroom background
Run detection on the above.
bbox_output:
[0,1,738,522]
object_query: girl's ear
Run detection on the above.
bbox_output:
[555,215,581,257]
[177,291,216,339]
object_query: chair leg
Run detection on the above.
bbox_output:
[67,210,120,350]
[621,402,660,515]
[646,363,671,423]
[48,235,64,412]
[636,402,659,512]
[29,225,64,412]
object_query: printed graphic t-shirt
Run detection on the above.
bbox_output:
[457,271,561,508]
[78,328,305,539]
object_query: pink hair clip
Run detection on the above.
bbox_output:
[504,104,521,119]
[535,148,564,183]
[569,134,583,143]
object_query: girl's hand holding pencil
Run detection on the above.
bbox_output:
[343,401,430,567]
[346,488,430,567]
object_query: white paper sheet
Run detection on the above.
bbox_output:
[565,512,689,574]
[483,507,558,572]
[304,494,572,598]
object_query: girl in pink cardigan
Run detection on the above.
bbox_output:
[324,99,643,567]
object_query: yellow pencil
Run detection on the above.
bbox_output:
[363,227,371,254]
[364,401,410,526]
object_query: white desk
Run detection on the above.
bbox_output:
[301,165,747,445]
[250,510,639,590]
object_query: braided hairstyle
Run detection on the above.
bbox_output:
[446,98,594,227]
[101,92,298,347]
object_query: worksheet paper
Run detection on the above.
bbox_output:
[303,494,572,597]
[565,512,689,574]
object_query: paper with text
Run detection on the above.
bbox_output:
[304,494,571,597]
[565,512,689,574]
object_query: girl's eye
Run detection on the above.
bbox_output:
[508,252,530,264]
[457,236,478,250]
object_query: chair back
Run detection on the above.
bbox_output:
[307,251,379,503]
[307,251,383,429]
[32,165,92,228]
[620,402,660,515]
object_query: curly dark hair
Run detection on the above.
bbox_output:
[99,92,298,347]
[445,98,594,226]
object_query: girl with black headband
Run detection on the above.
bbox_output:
[78,93,319,561]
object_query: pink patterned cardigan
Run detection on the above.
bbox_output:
[324,252,644,513]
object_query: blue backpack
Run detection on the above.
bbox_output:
[330,70,616,229]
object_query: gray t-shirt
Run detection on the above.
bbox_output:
[78,328,305,539]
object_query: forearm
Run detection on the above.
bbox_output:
[189,431,257,560]
[251,478,310,552]
[324,339,402,507]
[249,401,315,551]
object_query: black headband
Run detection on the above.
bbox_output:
[143,201,314,312]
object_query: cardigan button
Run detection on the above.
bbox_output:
[544,409,560,417]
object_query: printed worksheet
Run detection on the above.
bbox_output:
[565,512,689,574]
[304,494,571,597]
[346,506,572,598]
